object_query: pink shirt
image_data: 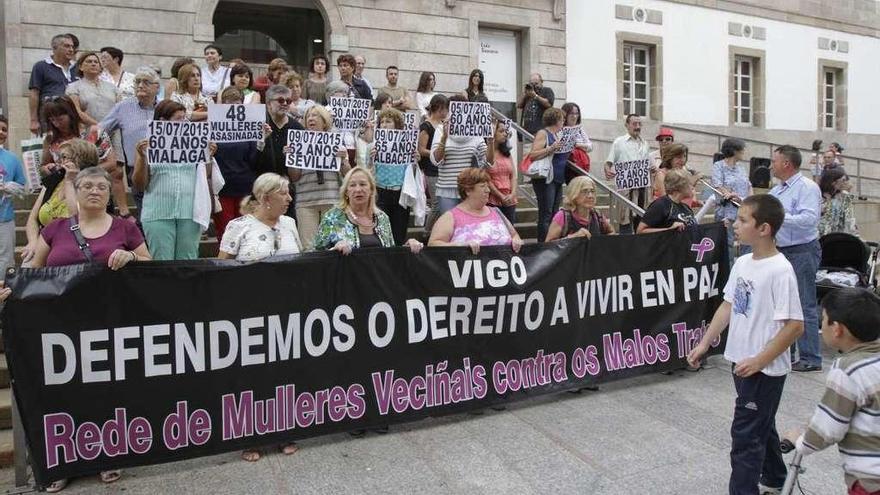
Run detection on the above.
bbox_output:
[449,206,512,246]
[487,155,517,206]
[41,216,145,266]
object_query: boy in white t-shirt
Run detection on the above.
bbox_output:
[688,194,805,495]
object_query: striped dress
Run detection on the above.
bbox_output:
[796,340,880,492]
[430,134,488,199]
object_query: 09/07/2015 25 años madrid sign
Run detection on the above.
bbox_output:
[2,224,728,487]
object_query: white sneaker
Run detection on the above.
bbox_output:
[758,483,782,495]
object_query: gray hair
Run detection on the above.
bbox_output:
[133,66,160,84]
[265,84,291,103]
[325,80,349,100]
[74,167,112,188]
[720,138,746,159]
[51,34,71,49]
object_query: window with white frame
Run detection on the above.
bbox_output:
[733,56,753,125]
[823,70,836,129]
[622,44,650,117]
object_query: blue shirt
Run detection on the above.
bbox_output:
[0,149,26,223]
[769,173,821,247]
[99,97,156,166]
[711,160,751,222]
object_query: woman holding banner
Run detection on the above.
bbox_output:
[132,100,216,260]
[170,64,209,121]
[429,168,522,254]
[313,167,423,253]
[545,176,614,241]
[289,105,351,250]
[529,107,567,242]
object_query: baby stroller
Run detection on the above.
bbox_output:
[815,232,879,300]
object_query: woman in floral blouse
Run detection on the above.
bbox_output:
[313,167,423,254]
[818,167,858,236]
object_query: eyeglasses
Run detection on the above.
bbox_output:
[134,79,158,86]
[77,182,110,192]
[272,98,292,105]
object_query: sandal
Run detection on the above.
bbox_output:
[100,470,121,483]
[46,478,69,493]
[279,443,298,455]
[241,449,262,462]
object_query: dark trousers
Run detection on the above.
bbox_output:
[729,368,788,494]
[377,187,410,246]
[532,179,562,242]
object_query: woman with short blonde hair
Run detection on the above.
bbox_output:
[546,175,614,241]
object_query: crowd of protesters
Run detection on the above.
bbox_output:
[0,31,875,494]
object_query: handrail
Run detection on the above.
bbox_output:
[489,107,645,216]
[699,178,742,208]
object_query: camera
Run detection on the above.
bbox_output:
[524,84,534,92]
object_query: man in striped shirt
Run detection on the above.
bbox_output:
[786,288,880,495]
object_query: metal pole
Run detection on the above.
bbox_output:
[857,158,863,198]
[699,179,741,207]
[10,389,34,493]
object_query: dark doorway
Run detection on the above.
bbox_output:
[213,1,325,73]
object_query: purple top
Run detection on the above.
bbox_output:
[40,216,145,267]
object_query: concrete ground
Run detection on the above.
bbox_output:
[0,352,848,495]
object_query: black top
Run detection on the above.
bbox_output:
[521,86,555,135]
[358,231,382,248]
[560,209,612,237]
[418,121,438,177]
[640,195,696,229]
[258,116,304,177]
[216,141,259,197]
[349,78,373,100]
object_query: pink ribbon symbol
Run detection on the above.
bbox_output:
[690,237,715,262]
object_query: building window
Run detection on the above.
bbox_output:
[822,70,836,129]
[622,44,650,117]
[733,56,754,126]
[816,61,846,131]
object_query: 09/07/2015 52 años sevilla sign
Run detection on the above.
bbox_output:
[2,224,729,487]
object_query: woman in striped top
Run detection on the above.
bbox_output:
[132,100,216,260]
[429,95,495,217]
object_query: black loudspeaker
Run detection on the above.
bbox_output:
[749,157,771,188]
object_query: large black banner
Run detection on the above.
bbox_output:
[3,224,729,486]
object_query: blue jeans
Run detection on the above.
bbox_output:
[779,240,822,367]
[730,368,787,494]
[437,196,460,217]
[532,179,563,242]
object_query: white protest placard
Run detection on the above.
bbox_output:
[208,104,265,143]
[557,126,582,154]
[284,129,345,172]
[614,157,652,191]
[329,96,372,131]
[148,121,210,164]
[374,128,418,166]
[448,101,493,138]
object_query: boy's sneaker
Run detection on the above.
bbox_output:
[791,361,822,372]
[758,483,782,494]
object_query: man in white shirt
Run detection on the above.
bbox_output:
[354,55,375,99]
[201,44,230,99]
[604,114,651,234]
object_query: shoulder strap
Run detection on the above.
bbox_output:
[68,217,95,262]
[562,209,571,236]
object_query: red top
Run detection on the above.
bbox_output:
[487,155,517,206]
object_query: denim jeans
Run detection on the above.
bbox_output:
[779,239,822,367]
[437,196,460,217]
[532,179,562,242]
[729,368,788,494]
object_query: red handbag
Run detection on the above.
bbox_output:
[518,155,533,174]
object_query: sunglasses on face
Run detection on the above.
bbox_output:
[658,137,673,143]
[272,98,292,105]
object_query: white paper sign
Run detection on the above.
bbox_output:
[208,104,265,143]
[557,126,582,154]
[614,157,652,191]
[148,121,210,164]
[329,96,372,131]
[374,128,418,166]
[448,101,493,138]
[284,129,345,171]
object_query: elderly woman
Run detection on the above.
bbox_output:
[430,95,495,216]
[219,172,302,261]
[529,107,567,242]
[303,55,329,105]
[314,167,423,253]
[164,57,194,100]
[818,167,858,237]
[289,105,352,250]
[254,58,289,98]
[545,176,614,241]
[226,64,261,104]
[66,52,118,128]
[281,72,315,125]
[637,169,697,234]
[20,167,148,492]
[133,101,217,260]
[171,64,209,121]
[712,137,752,264]
[99,46,135,99]
[22,139,98,264]
[429,168,522,254]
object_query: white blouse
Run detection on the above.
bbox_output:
[220,214,303,261]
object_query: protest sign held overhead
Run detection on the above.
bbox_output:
[374,129,419,166]
[208,104,265,143]
[329,96,372,131]
[285,129,345,172]
[448,101,493,138]
[148,121,210,164]
[3,224,728,486]
[614,157,652,191]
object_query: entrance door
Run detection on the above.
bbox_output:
[479,28,520,121]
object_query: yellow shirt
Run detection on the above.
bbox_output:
[38,186,70,227]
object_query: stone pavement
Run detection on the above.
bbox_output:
[0,352,848,494]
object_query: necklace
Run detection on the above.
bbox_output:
[346,208,376,229]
